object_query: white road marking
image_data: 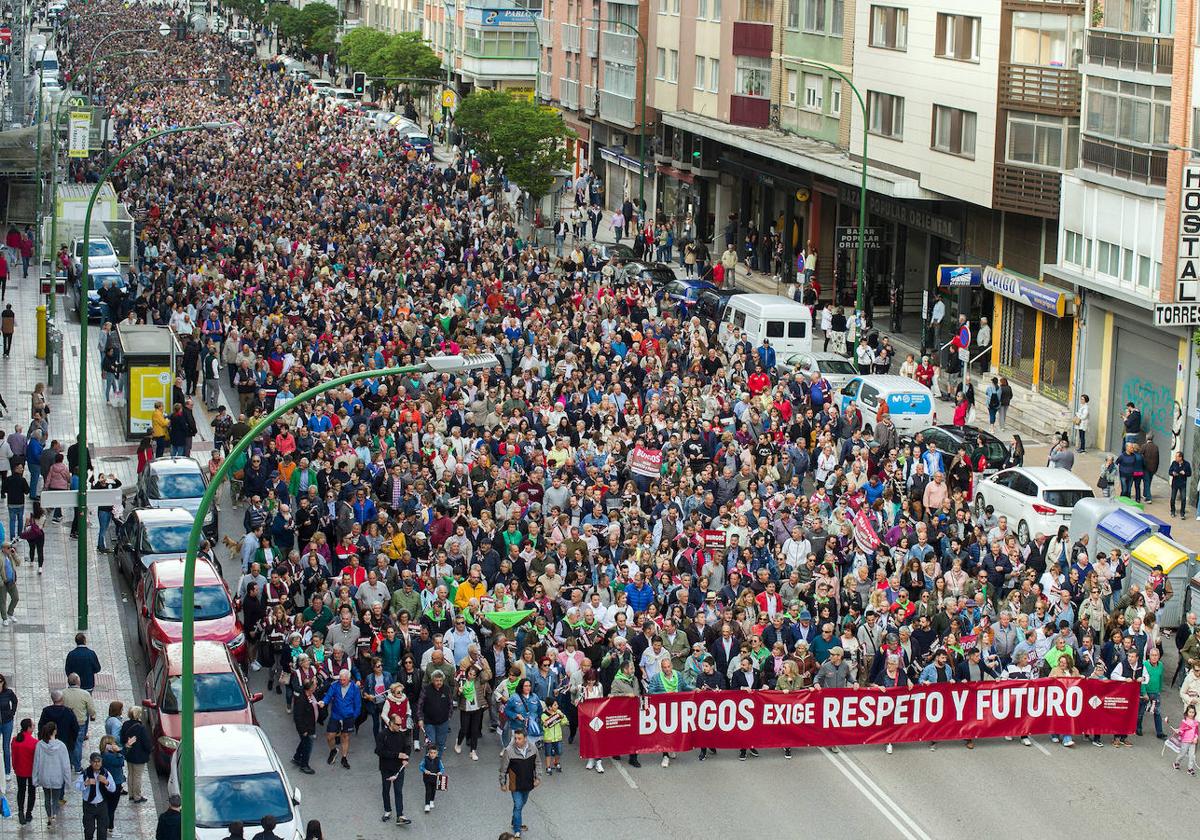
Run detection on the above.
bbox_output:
[1031,737,1053,757]
[614,760,638,789]
[821,748,933,840]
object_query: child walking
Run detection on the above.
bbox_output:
[541,697,565,774]
[419,746,444,813]
[1174,705,1198,775]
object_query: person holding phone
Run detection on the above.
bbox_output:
[74,750,116,840]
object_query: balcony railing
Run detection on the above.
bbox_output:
[562,22,580,52]
[1080,135,1168,185]
[536,16,551,45]
[1003,0,1083,8]
[538,71,552,100]
[585,26,598,57]
[560,78,580,110]
[1000,63,1081,115]
[993,163,1062,218]
[599,89,636,126]
[601,30,637,65]
[732,20,773,57]
[730,94,771,128]
[584,83,597,115]
[1086,30,1173,75]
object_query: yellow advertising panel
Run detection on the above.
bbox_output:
[128,365,172,435]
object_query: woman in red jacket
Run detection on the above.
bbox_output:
[11,717,37,825]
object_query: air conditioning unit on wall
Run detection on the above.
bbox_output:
[610,132,627,148]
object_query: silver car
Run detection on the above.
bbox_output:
[779,351,861,389]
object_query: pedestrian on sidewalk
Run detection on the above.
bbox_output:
[0,248,9,300]
[65,633,103,692]
[1142,432,1160,503]
[32,721,71,828]
[1074,395,1090,452]
[419,744,444,813]
[4,462,28,543]
[12,717,37,825]
[19,228,32,280]
[375,711,411,825]
[75,750,116,840]
[1,303,14,357]
[21,502,45,573]
[291,679,319,775]
[118,707,151,804]
[1170,451,1192,518]
[498,728,540,839]
[30,383,48,426]
[0,672,14,773]
[609,209,624,245]
[25,431,43,500]
[61,673,96,772]
[0,543,17,624]
[151,402,169,458]
[98,735,125,831]
[155,793,182,840]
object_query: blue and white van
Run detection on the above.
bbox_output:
[838,375,935,435]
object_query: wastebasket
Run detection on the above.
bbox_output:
[46,326,64,395]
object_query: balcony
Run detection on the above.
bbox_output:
[993,163,1062,218]
[585,26,598,57]
[599,89,636,126]
[538,71,552,100]
[730,94,771,128]
[732,21,773,57]
[560,78,580,110]
[1000,63,1080,116]
[584,83,597,115]
[601,30,638,65]
[562,22,580,53]
[537,16,551,45]
[1003,0,1083,8]
[1080,135,1168,186]
[1086,30,1173,75]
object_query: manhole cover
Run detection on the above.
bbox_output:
[101,456,131,463]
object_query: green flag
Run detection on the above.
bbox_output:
[484,609,536,630]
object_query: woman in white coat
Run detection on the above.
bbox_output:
[31,721,71,827]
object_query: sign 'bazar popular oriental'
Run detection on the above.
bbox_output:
[578,679,1138,758]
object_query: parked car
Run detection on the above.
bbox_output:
[330,88,358,104]
[227,28,256,54]
[169,724,302,840]
[904,425,1008,476]
[129,457,218,540]
[973,466,1095,546]
[114,507,204,586]
[401,132,433,154]
[310,79,333,95]
[695,287,748,323]
[778,351,861,390]
[136,557,246,665]
[624,260,677,288]
[657,277,715,312]
[838,375,935,436]
[67,266,124,322]
[143,641,261,774]
[600,243,636,264]
[70,237,120,274]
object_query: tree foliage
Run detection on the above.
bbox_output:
[455,91,574,199]
[269,2,338,56]
[348,30,442,89]
[341,26,389,71]
[222,0,267,25]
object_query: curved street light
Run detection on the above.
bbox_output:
[75,120,239,632]
[178,352,500,840]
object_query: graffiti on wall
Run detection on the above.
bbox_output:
[1119,375,1181,453]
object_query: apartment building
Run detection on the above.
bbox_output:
[422,0,540,95]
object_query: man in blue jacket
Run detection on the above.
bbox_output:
[64,633,102,692]
[624,572,653,614]
[319,668,362,769]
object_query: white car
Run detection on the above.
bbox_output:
[973,466,1094,546]
[780,351,861,390]
[310,78,333,95]
[71,237,120,274]
[169,724,303,840]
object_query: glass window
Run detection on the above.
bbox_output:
[736,56,771,97]
[148,471,206,501]
[804,0,825,31]
[1006,112,1079,169]
[698,0,708,16]
[657,47,666,80]
[831,0,843,35]
[669,49,679,83]
[1011,12,1082,68]
[154,585,232,621]
[931,104,976,158]
[195,774,292,830]
[867,90,904,138]
[936,13,980,61]
[713,0,722,20]
[830,82,841,116]
[740,0,772,22]
[766,321,786,337]
[803,72,822,110]
[869,5,907,50]
[787,0,800,28]
[141,522,193,554]
[786,68,798,105]
[163,673,249,714]
[1086,77,1171,146]
[695,56,706,90]
[710,58,720,91]
[787,321,807,338]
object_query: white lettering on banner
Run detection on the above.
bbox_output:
[638,698,754,735]
[1179,164,1200,302]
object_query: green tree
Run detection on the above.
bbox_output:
[366,31,442,87]
[456,91,573,200]
[308,23,339,60]
[341,26,389,70]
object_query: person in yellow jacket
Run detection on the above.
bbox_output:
[150,401,169,457]
[454,566,487,611]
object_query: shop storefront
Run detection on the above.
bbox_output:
[984,266,1076,405]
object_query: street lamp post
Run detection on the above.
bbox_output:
[587,16,648,223]
[795,58,868,315]
[178,352,499,840]
[75,121,236,631]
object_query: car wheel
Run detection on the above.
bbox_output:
[1017,519,1031,547]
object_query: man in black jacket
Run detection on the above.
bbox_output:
[64,633,102,691]
[375,713,412,824]
[417,671,454,755]
[291,679,319,774]
[38,691,79,758]
[731,657,764,761]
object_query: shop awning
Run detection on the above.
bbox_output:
[1097,508,1151,545]
[1130,535,1190,573]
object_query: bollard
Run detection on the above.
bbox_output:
[36,304,46,359]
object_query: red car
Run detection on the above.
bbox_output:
[136,558,247,665]
[142,641,261,774]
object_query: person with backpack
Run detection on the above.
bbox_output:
[985,377,1002,430]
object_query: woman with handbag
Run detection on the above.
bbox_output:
[20,503,45,574]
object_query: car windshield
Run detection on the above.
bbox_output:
[195,773,291,829]
[645,269,675,285]
[90,274,124,291]
[86,241,113,257]
[140,523,193,554]
[153,585,231,621]
[820,359,859,375]
[162,673,247,714]
[1043,488,1094,508]
[148,472,205,500]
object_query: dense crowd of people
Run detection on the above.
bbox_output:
[12,0,1197,836]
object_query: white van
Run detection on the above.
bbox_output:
[718,294,813,358]
[838,374,935,435]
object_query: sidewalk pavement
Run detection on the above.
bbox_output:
[0,268,181,838]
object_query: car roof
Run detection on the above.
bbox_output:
[164,641,234,675]
[804,351,854,362]
[1005,466,1091,488]
[850,374,932,390]
[192,724,276,776]
[145,457,202,475]
[134,507,196,524]
[151,557,221,588]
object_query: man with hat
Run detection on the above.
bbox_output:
[75,750,115,840]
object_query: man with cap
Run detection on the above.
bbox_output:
[794,609,818,646]
[813,644,851,753]
[75,750,116,840]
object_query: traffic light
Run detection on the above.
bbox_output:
[352,71,366,98]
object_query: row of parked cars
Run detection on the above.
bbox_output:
[113,458,306,839]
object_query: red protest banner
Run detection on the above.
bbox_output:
[852,509,880,554]
[578,679,1138,758]
[700,529,727,548]
[630,445,663,478]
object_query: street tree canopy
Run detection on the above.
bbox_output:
[341,28,441,89]
[455,91,574,200]
[269,2,339,58]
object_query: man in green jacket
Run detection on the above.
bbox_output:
[1139,647,1166,738]
[390,574,423,620]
